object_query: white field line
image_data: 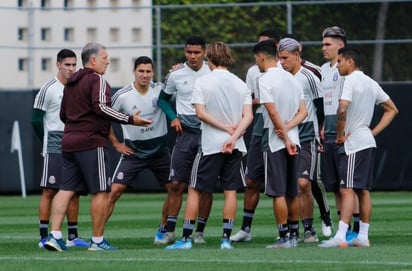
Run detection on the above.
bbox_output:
[0,256,411,267]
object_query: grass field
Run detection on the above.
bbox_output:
[0,192,411,271]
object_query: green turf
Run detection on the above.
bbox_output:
[0,192,411,271]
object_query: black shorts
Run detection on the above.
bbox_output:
[264,148,299,197]
[245,135,265,182]
[40,153,62,190]
[190,150,245,193]
[112,152,170,187]
[297,140,317,181]
[321,137,344,192]
[169,130,201,184]
[339,148,376,190]
[61,147,111,195]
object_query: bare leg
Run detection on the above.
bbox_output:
[91,192,109,237]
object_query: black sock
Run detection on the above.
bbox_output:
[241,209,255,232]
[288,220,299,238]
[278,224,289,239]
[195,216,208,233]
[166,215,177,233]
[302,218,314,232]
[39,220,49,239]
[67,222,78,241]
[222,218,234,240]
[353,213,360,233]
[182,219,195,240]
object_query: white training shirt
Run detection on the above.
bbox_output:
[259,67,304,153]
[321,61,345,136]
[112,82,167,141]
[191,69,252,156]
[295,66,322,142]
[33,77,65,155]
[162,61,210,130]
[340,70,389,154]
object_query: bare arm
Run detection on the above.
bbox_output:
[284,100,308,132]
[264,102,298,155]
[108,126,135,155]
[194,104,237,135]
[371,99,399,137]
[336,99,350,144]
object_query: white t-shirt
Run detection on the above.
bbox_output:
[321,61,345,136]
[259,67,304,152]
[112,82,167,141]
[162,61,210,130]
[295,66,322,142]
[33,77,65,155]
[340,70,389,154]
[191,69,252,155]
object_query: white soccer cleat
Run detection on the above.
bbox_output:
[229,230,252,242]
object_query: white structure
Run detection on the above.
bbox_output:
[0,0,153,90]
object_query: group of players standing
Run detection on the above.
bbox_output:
[33,25,398,252]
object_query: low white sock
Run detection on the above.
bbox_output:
[51,230,63,239]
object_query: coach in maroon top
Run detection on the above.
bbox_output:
[44,42,152,252]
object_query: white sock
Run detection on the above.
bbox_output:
[51,230,63,239]
[92,236,104,243]
[358,221,369,241]
[335,220,349,241]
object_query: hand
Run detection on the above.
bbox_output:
[285,140,299,156]
[170,63,183,71]
[114,143,135,156]
[335,132,350,145]
[132,110,153,126]
[171,118,183,134]
[275,128,285,139]
[222,137,236,154]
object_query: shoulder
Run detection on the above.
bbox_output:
[112,83,133,99]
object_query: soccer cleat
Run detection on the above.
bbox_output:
[154,232,175,245]
[303,230,319,243]
[193,232,206,244]
[318,237,348,248]
[66,237,90,247]
[229,229,252,242]
[351,238,370,247]
[165,239,192,250]
[44,234,67,252]
[266,237,292,249]
[220,240,234,250]
[289,234,299,248]
[88,239,118,251]
[153,230,166,244]
[345,230,358,244]
[38,237,47,249]
[321,214,333,237]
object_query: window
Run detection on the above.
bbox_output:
[40,0,50,8]
[18,27,28,41]
[18,0,28,7]
[131,28,142,42]
[18,58,28,71]
[110,58,120,72]
[64,28,74,41]
[64,0,74,9]
[110,0,119,8]
[87,0,97,9]
[109,28,120,42]
[41,28,51,41]
[87,28,97,41]
[41,58,52,71]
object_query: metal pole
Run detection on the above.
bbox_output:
[287,1,292,34]
[155,6,162,82]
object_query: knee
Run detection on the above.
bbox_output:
[298,179,311,194]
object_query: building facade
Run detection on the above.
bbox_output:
[0,0,152,90]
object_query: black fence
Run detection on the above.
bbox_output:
[0,82,411,194]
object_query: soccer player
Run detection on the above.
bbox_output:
[44,42,152,252]
[319,46,398,248]
[166,41,253,250]
[231,29,281,243]
[277,37,324,242]
[32,49,89,249]
[105,56,172,242]
[320,26,359,240]
[157,36,213,244]
[255,39,307,249]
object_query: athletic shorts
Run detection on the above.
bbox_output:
[297,140,317,181]
[112,152,170,187]
[263,148,299,197]
[61,147,111,195]
[40,153,62,189]
[339,148,376,190]
[169,130,201,184]
[244,135,265,182]
[190,150,245,193]
[320,137,344,192]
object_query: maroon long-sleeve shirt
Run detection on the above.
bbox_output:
[60,68,133,152]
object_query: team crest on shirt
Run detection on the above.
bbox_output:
[333,72,339,81]
[48,176,56,184]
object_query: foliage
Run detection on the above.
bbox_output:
[152,1,412,81]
